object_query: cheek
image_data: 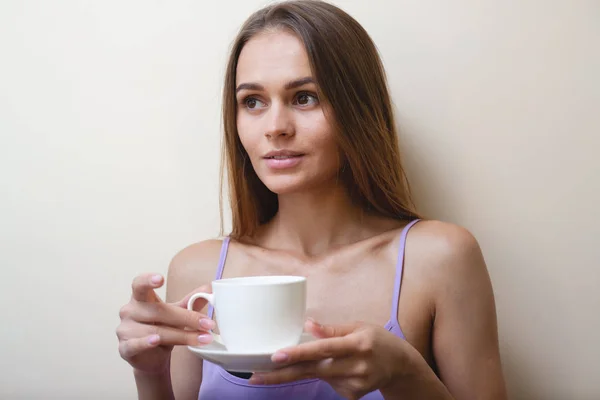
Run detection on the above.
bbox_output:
[319,142,342,172]
[300,113,337,147]
[308,126,340,167]
[236,115,260,156]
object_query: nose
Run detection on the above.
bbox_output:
[264,103,294,139]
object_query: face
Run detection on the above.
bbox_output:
[235,29,341,195]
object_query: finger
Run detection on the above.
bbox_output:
[132,301,215,331]
[306,319,363,338]
[119,334,161,359]
[151,325,214,347]
[250,361,316,384]
[173,284,212,309]
[251,357,362,385]
[131,273,164,302]
[272,335,361,365]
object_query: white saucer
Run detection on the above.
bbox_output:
[187,333,317,373]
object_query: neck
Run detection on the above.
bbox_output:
[261,184,370,256]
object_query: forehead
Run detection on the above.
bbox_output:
[236,29,312,85]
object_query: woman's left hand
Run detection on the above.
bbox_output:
[249,320,411,400]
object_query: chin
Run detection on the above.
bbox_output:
[259,175,316,195]
[259,172,340,196]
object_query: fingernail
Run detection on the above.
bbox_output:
[199,318,215,330]
[198,334,213,344]
[148,334,160,345]
[151,275,162,285]
[272,352,289,363]
[249,374,264,384]
[308,319,322,329]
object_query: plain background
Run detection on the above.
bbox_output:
[1,0,598,399]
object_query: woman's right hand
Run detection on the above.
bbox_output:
[116,273,215,375]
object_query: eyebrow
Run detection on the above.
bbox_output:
[235,77,315,93]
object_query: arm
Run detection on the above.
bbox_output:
[134,366,175,400]
[380,348,453,400]
[384,223,506,399]
[427,224,507,399]
[166,240,223,400]
[130,240,223,400]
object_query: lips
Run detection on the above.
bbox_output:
[263,150,304,159]
[266,155,298,160]
[262,150,305,170]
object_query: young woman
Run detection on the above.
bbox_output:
[116,1,507,399]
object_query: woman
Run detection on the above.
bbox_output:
[116,1,507,399]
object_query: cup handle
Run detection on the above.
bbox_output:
[187,292,224,346]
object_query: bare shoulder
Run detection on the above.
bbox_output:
[165,239,224,302]
[411,220,481,254]
[407,221,506,397]
[407,220,487,285]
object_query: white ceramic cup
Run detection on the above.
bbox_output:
[187,275,307,353]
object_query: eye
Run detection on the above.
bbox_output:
[243,97,266,110]
[294,92,319,107]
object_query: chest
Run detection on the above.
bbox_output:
[221,246,397,328]
[219,241,435,365]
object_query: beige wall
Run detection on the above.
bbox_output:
[1,1,598,399]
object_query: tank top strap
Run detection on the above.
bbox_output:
[215,237,230,280]
[208,237,230,319]
[390,219,421,321]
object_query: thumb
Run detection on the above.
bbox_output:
[305,319,363,338]
[173,284,213,309]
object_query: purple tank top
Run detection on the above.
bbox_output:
[198,219,421,400]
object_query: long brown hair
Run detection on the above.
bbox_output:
[221,0,419,238]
